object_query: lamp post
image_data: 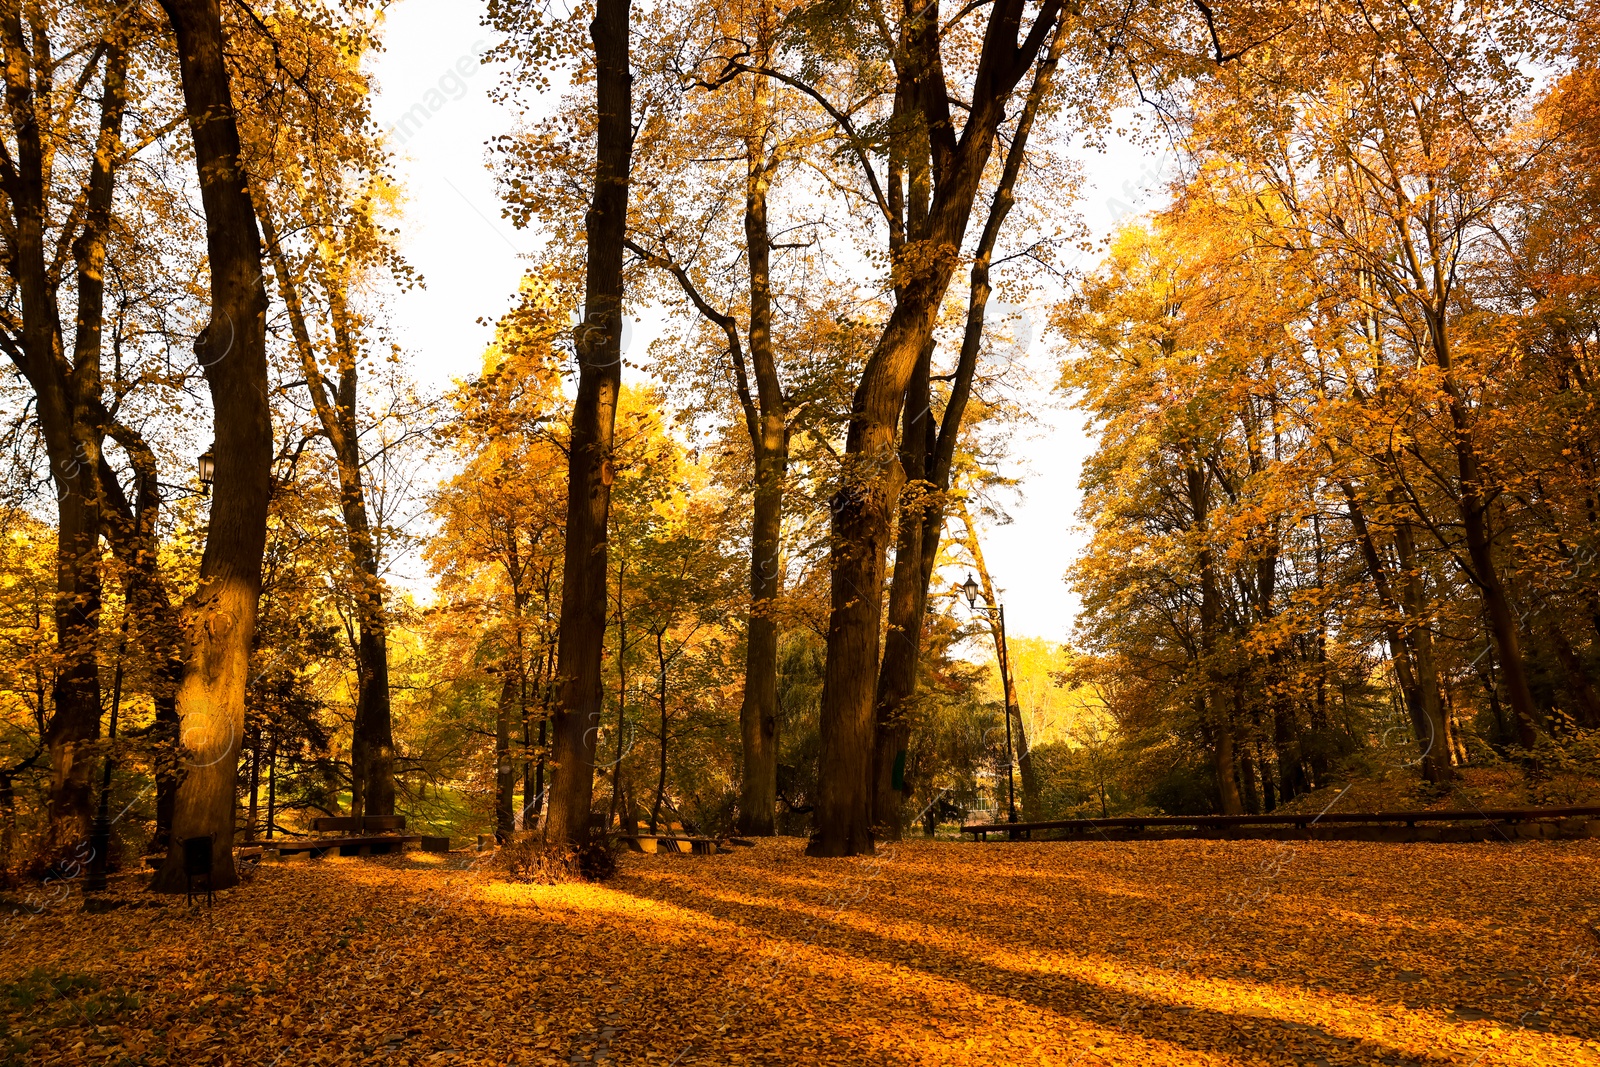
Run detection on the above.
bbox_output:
[197,445,216,496]
[963,574,1018,835]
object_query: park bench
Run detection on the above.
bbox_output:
[960,805,1600,842]
[272,814,429,858]
[614,817,722,855]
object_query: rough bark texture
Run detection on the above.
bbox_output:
[871,341,933,839]
[150,0,272,893]
[810,0,1061,858]
[544,0,631,847]
[870,19,1066,835]
[734,113,787,837]
[0,16,132,855]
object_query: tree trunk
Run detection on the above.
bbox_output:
[1009,676,1040,821]
[652,632,670,833]
[266,732,276,839]
[150,0,272,893]
[733,63,789,838]
[530,642,554,816]
[864,10,1062,844]
[809,0,1063,858]
[98,426,185,850]
[1391,508,1454,781]
[1238,739,1261,814]
[245,732,260,842]
[871,340,933,839]
[258,207,395,817]
[1340,478,1453,782]
[520,661,532,828]
[1185,454,1242,815]
[1204,706,1244,816]
[495,668,516,843]
[608,558,628,827]
[737,438,783,835]
[0,19,131,857]
[1258,742,1277,812]
[1429,317,1541,748]
[544,0,632,848]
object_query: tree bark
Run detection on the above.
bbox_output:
[811,0,1062,858]
[495,667,516,843]
[871,340,933,839]
[0,17,131,855]
[544,0,632,848]
[1185,456,1243,815]
[870,17,1067,833]
[150,0,272,893]
[624,74,789,835]
[1423,311,1542,749]
[734,109,787,835]
[651,631,670,832]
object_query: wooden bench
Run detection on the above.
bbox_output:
[615,819,722,855]
[312,815,407,834]
[272,814,423,857]
[273,834,423,858]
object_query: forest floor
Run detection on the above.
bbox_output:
[1274,766,1600,817]
[3,838,1598,1067]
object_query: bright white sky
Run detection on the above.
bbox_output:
[367,0,1167,644]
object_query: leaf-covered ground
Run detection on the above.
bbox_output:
[4,838,1598,1066]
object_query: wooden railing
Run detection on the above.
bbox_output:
[960,805,1600,840]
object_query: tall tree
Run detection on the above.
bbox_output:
[150,0,272,892]
[0,4,134,853]
[809,0,1064,857]
[622,0,808,834]
[542,0,634,848]
[871,19,1070,835]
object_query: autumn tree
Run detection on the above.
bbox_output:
[429,280,571,841]
[489,0,635,849]
[150,0,274,892]
[0,1,142,853]
[241,3,412,817]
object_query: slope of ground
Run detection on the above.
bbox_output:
[1274,765,1600,818]
[3,838,1597,1066]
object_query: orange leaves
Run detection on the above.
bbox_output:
[6,839,1600,1064]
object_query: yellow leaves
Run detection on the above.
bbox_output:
[6,840,1599,1065]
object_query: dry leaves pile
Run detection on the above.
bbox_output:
[3,838,1598,1066]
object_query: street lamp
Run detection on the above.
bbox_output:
[197,446,216,496]
[961,572,1019,834]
